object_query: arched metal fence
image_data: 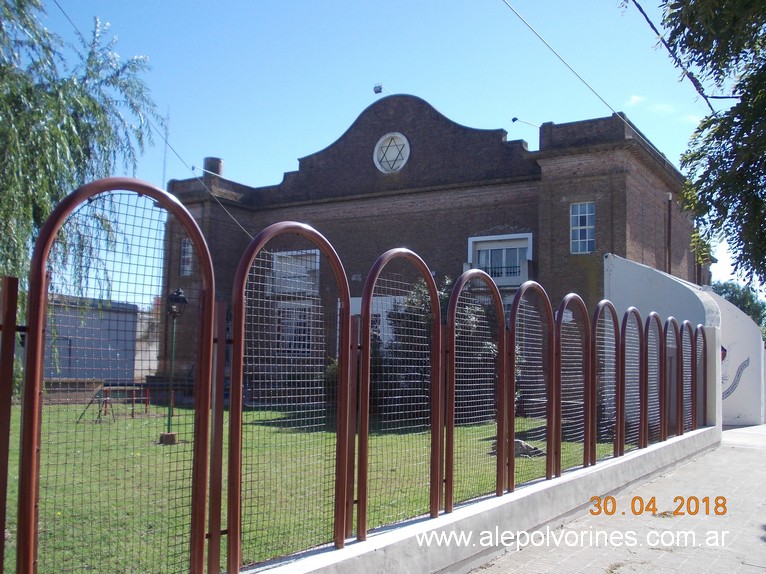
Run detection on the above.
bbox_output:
[16,178,215,574]
[0,178,712,573]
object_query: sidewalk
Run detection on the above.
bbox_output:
[472,425,766,574]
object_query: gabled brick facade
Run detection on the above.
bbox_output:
[168,94,707,313]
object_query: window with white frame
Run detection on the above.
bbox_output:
[477,246,527,279]
[270,249,320,296]
[349,295,405,347]
[277,303,315,354]
[468,233,532,287]
[179,238,193,276]
[570,202,595,254]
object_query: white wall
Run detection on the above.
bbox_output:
[603,254,718,326]
[604,253,764,425]
[703,289,765,425]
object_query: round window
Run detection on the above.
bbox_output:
[373,132,410,173]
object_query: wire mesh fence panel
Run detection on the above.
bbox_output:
[451,286,500,505]
[35,191,202,573]
[558,311,586,473]
[665,325,679,439]
[695,327,706,427]
[681,324,694,432]
[365,270,433,530]
[622,317,641,453]
[512,295,550,486]
[238,243,340,566]
[594,310,618,462]
[645,320,662,444]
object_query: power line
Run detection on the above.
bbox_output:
[627,0,716,114]
[498,0,705,163]
[151,122,254,240]
[50,0,254,241]
[51,0,84,42]
[499,0,621,117]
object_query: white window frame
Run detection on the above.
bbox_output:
[179,238,193,277]
[467,233,532,287]
[570,202,596,254]
[349,295,405,348]
[276,301,315,355]
[269,249,320,296]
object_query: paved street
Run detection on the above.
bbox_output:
[473,425,766,574]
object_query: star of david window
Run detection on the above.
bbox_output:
[373,132,410,173]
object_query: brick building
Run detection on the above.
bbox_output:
[168,95,706,316]
[169,95,707,306]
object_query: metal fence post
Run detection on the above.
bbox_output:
[0,276,18,574]
[207,301,228,573]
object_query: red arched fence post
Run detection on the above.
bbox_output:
[663,317,681,438]
[356,248,442,540]
[0,276,18,572]
[618,307,644,457]
[227,221,352,572]
[17,177,215,574]
[679,320,695,433]
[554,293,591,476]
[694,324,708,428]
[507,281,555,486]
[644,312,666,445]
[590,300,620,466]
[444,269,506,512]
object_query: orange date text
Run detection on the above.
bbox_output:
[588,495,727,516]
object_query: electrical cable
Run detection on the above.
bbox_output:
[498,0,710,161]
[51,0,254,241]
[499,0,621,117]
[627,0,716,114]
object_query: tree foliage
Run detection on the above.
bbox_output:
[0,0,162,279]
[656,0,766,284]
[711,280,766,328]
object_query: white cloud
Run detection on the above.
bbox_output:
[650,102,676,114]
[625,95,646,107]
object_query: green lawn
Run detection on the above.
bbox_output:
[38,403,195,574]
[2,405,613,573]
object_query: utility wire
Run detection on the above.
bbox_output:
[627,0,716,114]
[499,0,710,162]
[51,0,83,42]
[499,0,621,117]
[51,0,254,241]
[152,125,254,240]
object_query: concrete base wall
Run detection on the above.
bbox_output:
[248,426,720,574]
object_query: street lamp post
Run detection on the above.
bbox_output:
[160,288,188,445]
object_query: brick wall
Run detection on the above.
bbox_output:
[196,181,539,301]
[168,97,703,320]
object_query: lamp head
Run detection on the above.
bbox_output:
[167,288,188,318]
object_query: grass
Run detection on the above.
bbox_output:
[2,405,614,573]
[238,407,337,565]
[5,402,198,574]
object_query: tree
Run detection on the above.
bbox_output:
[375,276,499,424]
[652,1,766,284]
[712,281,766,329]
[0,0,162,280]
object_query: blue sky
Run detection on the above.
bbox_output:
[44,0,737,282]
